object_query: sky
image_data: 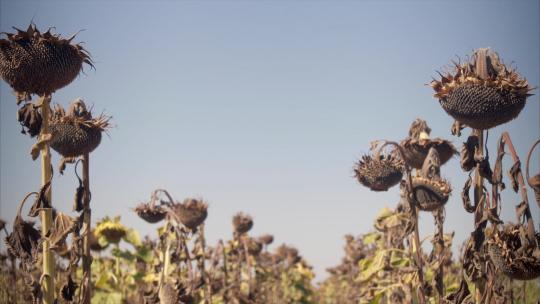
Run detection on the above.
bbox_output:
[1,0,539,281]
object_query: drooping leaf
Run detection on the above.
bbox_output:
[123,228,142,247]
[28,181,51,217]
[49,212,76,250]
[61,274,78,302]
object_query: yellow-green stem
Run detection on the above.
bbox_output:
[40,95,55,304]
[82,154,92,304]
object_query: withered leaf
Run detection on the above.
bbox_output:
[461,175,475,213]
[5,215,41,270]
[515,201,528,222]
[26,275,42,303]
[486,207,503,225]
[508,160,521,193]
[30,133,52,161]
[460,135,478,172]
[445,278,471,303]
[28,181,51,217]
[478,158,493,184]
[74,175,85,213]
[49,212,76,251]
[61,274,78,302]
[17,103,42,137]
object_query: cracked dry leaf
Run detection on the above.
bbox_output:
[49,212,76,251]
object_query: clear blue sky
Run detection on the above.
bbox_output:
[1,0,539,280]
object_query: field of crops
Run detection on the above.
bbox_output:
[1,7,540,304]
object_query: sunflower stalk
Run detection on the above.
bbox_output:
[38,94,55,304]
[196,224,212,304]
[80,154,92,304]
[473,129,486,303]
[379,141,427,304]
[157,222,172,304]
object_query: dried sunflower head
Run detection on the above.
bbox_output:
[487,224,540,281]
[354,152,404,192]
[94,216,127,244]
[49,99,110,159]
[245,237,263,256]
[0,23,93,102]
[172,198,208,230]
[431,48,535,130]
[411,148,452,211]
[257,234,274,246]
[232,212,253,235]
[275,244,301,265]
[134,199,167,224]
[399,119,457,169]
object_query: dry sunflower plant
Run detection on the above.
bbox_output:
[1,23,111,304]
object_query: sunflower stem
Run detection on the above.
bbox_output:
[39,95,55,304]
[474,129,485,303]
[81,154,92,304]
[197,225,212,304]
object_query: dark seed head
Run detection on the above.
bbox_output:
[0,24,92,102]
[173,198,208,230]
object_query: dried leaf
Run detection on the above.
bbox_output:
[461,175,475,213]
[30,133,52,160]
[508,160,521,193]
[49,212,76,250]
[461,135,478,171]
[5,215,41,270]
[61,275,78,302]
[73,162,85,212]
[28,181,51,217]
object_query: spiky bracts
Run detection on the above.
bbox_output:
[431,48,534,130]
[172,198,208,230]
[354,153,404,192]
[49,99,110,158]
[0,23,93,102]
[487,224,540,281]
